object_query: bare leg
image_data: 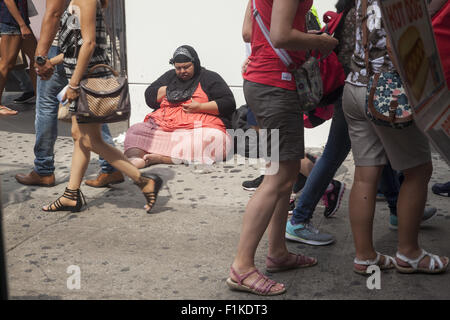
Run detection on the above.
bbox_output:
[125,147,176,168]
[0,35,22,106]
[267,186,292,258]
[125,147,147,168]
[44,120,145,210]
[299,156,314,177]
[142,153,175,166]
[20,34,38,93]
[349,165,383,265]
[230,160,299,293]
[395,162,447,268]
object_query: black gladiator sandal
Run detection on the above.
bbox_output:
[135,174,163,213]
[42,188,86,212]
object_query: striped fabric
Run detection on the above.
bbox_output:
[124,118,233,165]
[59,0,111,79]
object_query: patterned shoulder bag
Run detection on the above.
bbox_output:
[362,0,413,129]
[252,0,323,112]
[61,2,131,123]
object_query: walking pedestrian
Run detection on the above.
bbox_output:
[42,0,162,213]
[227,0,338,296]
[15,0,124,188]
[343,0,448,275]
[0,0,37,115]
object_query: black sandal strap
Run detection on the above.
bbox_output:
[136,174,163,213]
[43,188,85,212]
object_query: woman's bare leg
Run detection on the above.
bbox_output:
[143,153,175,166]
[125,148,147,168]
[43,120,144,210]
[299,156,314,177]
[349,165,383,263]
[0,35,22,106]
[230,159,299,293]
[20,34,38,93]
[125,148,175,168]
[76,123,141,181]
[395,162,447,269]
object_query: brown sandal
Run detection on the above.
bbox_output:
[135,174,163,213]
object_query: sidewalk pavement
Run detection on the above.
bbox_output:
[1,92,449,300]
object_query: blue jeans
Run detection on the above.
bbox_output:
[34,46,116,175]
[291,97,352,224]
[378,162,400,216]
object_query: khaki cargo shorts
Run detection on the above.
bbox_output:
[342,83,431,171]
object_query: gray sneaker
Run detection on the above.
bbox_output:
[389,206,437,230]
[285,220,335,246]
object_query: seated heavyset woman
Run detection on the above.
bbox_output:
[124,45,236,168]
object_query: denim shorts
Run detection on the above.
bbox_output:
[0,23,21,36]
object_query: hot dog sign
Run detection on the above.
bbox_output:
[379,0,446,112]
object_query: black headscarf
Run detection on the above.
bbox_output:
[166,45,204,103]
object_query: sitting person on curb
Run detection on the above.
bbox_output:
[124,45,236,168]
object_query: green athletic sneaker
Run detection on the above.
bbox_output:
[285,220,335,246]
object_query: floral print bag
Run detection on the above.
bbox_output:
[366,71,414,129]
[362,0,413,129]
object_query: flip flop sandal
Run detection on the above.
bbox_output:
[266,252,317,273]
[395,249,449,274]
[226,266,285,296]
[0,106,18,115]
[353,252,396,275]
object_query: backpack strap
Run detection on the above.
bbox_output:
[361,0,371,76]
[251,0,294,68]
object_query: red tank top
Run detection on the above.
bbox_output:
[244,0,313,90]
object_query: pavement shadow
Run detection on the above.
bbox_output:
[0,93,72,136]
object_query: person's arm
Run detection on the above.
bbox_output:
[242,0,252,42]
[182,100,220,115]
[34,0,67,79]
[49,53,64,66]
[183,71,236,117]
[144,70,174,109]
[3,0,32,39]
[270,0,338,54]
[64,0,97,103]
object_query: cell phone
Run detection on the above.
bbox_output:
[57,85,69,105]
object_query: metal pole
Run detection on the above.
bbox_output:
[0,181,8,300]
